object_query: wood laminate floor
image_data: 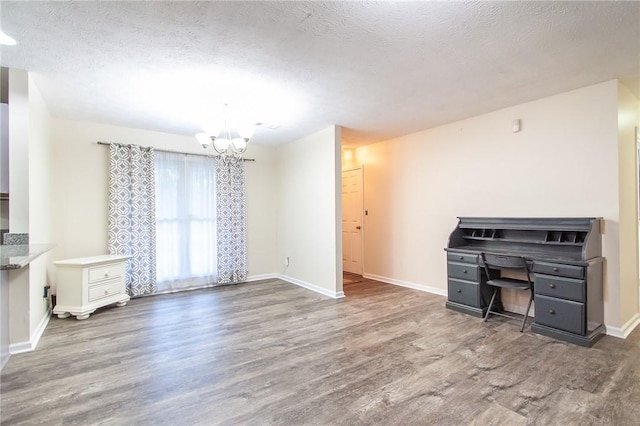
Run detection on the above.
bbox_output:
[1,276,640,425]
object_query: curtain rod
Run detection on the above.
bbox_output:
[96,141,256,162]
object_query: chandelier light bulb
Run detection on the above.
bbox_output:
[213,137,231,153]
[231,138,248,153]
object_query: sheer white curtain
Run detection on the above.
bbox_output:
[155,152,217,293]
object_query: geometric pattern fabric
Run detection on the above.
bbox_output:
[215,156,248,284]
[108,143,157,296]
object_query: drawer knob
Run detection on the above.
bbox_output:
[549,284,556,289]
[462,270,467,274]
[104,288,110,295]
[552,267,559,272]
[104,271,110,277]
[457,289,462,293]
[459,256,464,260]
[549,309,555,315]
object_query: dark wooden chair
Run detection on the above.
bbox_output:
[480,252,534,332]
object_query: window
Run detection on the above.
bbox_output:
[155,152,217,292]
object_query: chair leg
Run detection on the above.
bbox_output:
[520,288,534,332]
[484,288,498,322]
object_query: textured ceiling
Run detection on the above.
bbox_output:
[0,1,639,147]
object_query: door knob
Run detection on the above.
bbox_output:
[356,226,361,230]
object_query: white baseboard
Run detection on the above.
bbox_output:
[10,308,51,355]
[362,273,447,297]
[245,273,279,282]
[606,312,640,339]
[277,274,345,299]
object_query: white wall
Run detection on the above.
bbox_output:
[27,75,53,337]
[50,118,278,287]
[244,144,279,279]
[7,69,32,349]
[356,80,629,327]
[617,81,640,327]
[4,72,54,352]
[277,126,343,297]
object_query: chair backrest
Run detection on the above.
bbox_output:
[480,252,532,284]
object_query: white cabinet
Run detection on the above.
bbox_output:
[53,255,131,320]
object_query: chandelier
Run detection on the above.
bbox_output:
[195,105,255,157]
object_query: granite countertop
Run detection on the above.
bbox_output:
[0,244,55,270]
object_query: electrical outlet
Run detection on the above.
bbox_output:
[285,257,290,267]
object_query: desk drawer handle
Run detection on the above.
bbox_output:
[549,309,555,315]
[552,267,559,272]
[104,271,110,278]
[462,269,467,274]
[459,256,464,260]
[549,284,556,289]
[457,289,462,293]
[104,288,110,295]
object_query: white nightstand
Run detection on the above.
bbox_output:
[53,254,131,320]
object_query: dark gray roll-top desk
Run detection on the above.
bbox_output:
[445,217,604,347]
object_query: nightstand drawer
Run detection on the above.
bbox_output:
[447,262,480,281]
[89,263,125,284]
[532,262,584,279]
[534,274,585,302]
[535,295,585,335]
[447,252,478,264]
[448,279,480,307]
[88,279,124,302]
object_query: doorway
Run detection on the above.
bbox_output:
[342,168,363,276]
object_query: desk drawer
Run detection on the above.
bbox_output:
[535,294,585,335]
[447,262,480,281]
[448,278,479,307]
[89,263,125,284]
[447,252,478,264]
[88,278,124,302]
[532,262,584,279]
[535,274,585,302]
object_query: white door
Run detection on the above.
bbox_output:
[342,168,363,274]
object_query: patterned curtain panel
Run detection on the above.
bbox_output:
[108,143,157,296]
[215,156,248,283]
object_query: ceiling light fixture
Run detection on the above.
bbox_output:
[195,104,255,158]
[0,31,17,46]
